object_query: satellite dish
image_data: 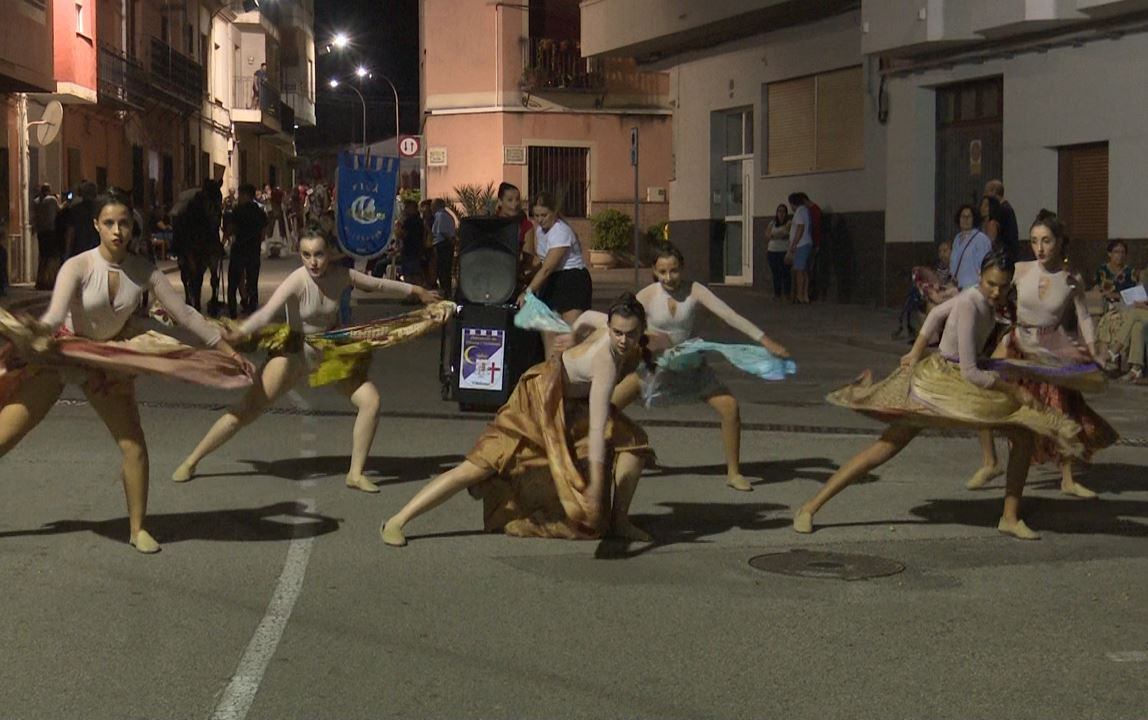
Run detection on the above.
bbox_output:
[30,101,63,147]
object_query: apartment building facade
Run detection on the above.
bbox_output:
[582,0,1148,304]
[3,0,315,283]
[420,0,673,241]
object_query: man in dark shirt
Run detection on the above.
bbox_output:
[227,183,267,318]
[398,199,425,285]
[64,181,100,258]
[985,179,1021,262]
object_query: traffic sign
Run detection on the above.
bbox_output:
[398,134,422,157]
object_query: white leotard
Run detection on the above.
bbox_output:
[240,266,414,336]
[41,248,220,345]
[562,316,640,464]
[1013,261,1095,347]
[636,281,765,347]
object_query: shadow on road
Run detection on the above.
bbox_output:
[647,456,876,487]
[0,501,341,546]
[596,500,792,559]
[911,494,1148,538]
[1026,462,1148,496]
[207,454,466,485]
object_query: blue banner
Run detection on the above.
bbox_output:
[336,152,400,259]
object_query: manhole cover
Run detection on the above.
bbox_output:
[749,550,904,581]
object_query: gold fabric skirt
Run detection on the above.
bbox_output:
[827,354,1084,458]
[466,359,654,540]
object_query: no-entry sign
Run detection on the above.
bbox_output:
[398,135,422,157]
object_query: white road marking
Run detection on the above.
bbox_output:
[210,391,320,720]
[1106,651,1148,663]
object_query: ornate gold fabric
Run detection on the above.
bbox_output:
[466,359,654,539]
[827,354,1084,457]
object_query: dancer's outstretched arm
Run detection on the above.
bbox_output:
[348,270,439,304]
[692,282,789,357]
[148,268,226,349]
[237,271,304,336]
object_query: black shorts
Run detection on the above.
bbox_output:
[539,268,592,314]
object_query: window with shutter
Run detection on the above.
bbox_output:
[1057,143,1108,243]
[765,66,864,176]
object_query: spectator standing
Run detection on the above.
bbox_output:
[765,203,792,301]
[252,63,267,108]
[800,192,823,300]
[950,203,993,290]
[785,192,813,304]
[397,199,426,285]
[64,181,100,259]
[985,179,1020,262]
[418,199,435,287]
[979,194,1003,248]
[430,198,457,297]
[227,184,268,318]
[32,184,61,289]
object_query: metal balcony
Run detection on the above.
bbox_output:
[520,37,605,93]
[97,44,147,111]
[147,36,204,112]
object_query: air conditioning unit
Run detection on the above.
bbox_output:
[646,186,666,202]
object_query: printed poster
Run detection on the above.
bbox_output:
[459,328,506,391]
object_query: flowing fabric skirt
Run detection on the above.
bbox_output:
[1004,327,1118,464]
[827,354,1084,458]
[466,359,654,539]
[0,308,255,407]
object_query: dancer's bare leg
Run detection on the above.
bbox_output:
[967,430,1003,489]
[1060,459,1097,498]
[337,376,382,493]
[173,355,306,481]
[998,429,1040,539]
[610,451,651,541]
[0,369,64,456]
[794,424,919,533]
[706,392,750,491]
[381,460,492,546]
[82,377,158,553]
[610,372,641,409]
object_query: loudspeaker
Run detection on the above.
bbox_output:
[458,216,520,305]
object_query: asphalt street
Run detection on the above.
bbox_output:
[1,258,1145,719]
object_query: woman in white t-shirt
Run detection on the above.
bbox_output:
[518,191,593,358]
[785,192,814,304]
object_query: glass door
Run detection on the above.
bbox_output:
[718,108,753,285]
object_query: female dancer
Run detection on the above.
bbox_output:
[968,213,1117,497]
[382,293,655,546]
[172,230,440,492]
[794,249,1084,540]
[1,190,243,553]
[517,191,592,358]
[612,244,789,491]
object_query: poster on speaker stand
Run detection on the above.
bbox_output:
[459,328,506,391]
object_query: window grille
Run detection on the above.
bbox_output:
[528,146,589,218]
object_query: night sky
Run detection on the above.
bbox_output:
[297,0,420,151]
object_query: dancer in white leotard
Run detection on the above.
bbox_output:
[612,244,789,491]
[382,293,655,546]
[173,231,439,492]
[0,191,240,553]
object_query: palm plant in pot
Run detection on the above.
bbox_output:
[588,209,633,269]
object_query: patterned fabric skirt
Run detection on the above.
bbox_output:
[1006,326,1118,464]
[0,308,255,407]
[466,358,654,540]
[827,353,1084,458]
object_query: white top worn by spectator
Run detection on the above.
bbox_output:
[917,287,999,388]
[766,220,790,253]
[41,248,221,345]
[637,281,765,347]
[789,205,812,249]
[535,218,586,271]
[431,209,456,246]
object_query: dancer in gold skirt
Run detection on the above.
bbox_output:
[381,293,656,546]
[794,250,1084,540]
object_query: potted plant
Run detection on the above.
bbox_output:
[588,208,633,269]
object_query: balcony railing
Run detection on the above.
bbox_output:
[521,37,604,93]
[235,75,283,127]
[148,36,204,110]
[98,43,148,110]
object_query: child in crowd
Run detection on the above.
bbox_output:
[893,238,957,340]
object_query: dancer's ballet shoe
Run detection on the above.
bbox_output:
[129,530,161,554]
[346,474,380,493]
[965,464,1003,490]
[380,518,407,547]
[997,518,1040,541]
[726,474,753,492]
[171,461,196,483]
[1061,482,1098,499]
[793,509,814,534]
[611,519,653,542]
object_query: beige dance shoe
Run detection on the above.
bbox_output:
[380,519,407,547]
[997,517,1040,540]
[726,474,754,492]
[129,530,161,554]
[965,464,1003,490]
[171,461,196,483]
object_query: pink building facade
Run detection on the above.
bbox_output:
[419,0,672,241]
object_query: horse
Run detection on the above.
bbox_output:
[171,179,224,315]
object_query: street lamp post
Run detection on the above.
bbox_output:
[356,66,401,140]
[329,78,367,160]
